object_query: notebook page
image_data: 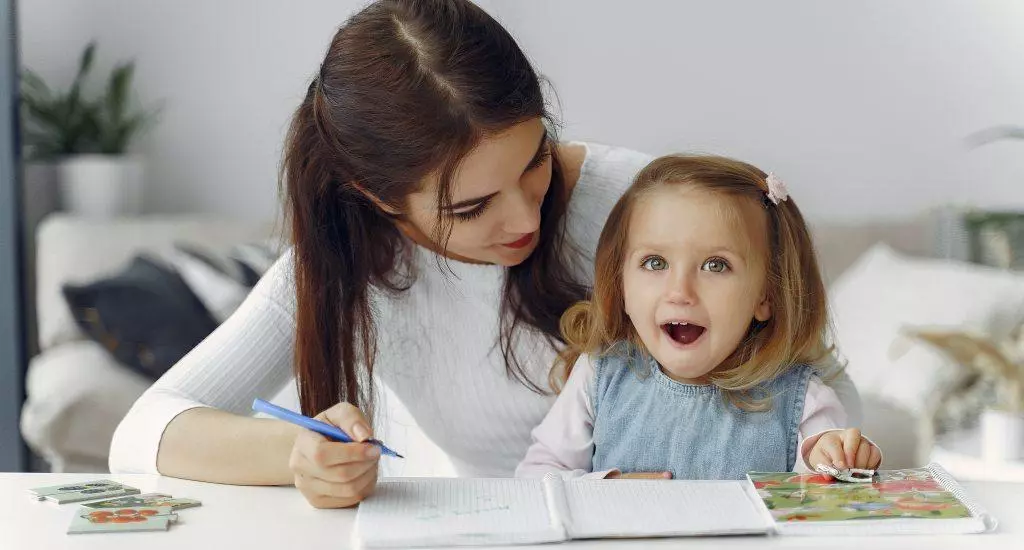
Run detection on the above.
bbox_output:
[563,479,771,539]
[353,478,566,549]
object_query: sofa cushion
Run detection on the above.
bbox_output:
[62,255,218,380]
[830,243,1024,418]
[20,340,151,472]
[34,215,277,351]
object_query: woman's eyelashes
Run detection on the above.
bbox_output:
[451,147,551,222]
[452,199,492,221]
[526,147,552,170]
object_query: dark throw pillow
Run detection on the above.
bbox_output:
[62,255,219,380]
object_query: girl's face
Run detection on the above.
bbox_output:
[401,118,552,266]
[622,186,773,384]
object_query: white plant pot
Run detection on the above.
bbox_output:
[59,155,143,218]
[981,409,1024,461]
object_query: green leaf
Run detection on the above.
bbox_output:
[20,68,52,101]
[19,40,156,158]
[967,125,1024,147]
[67,41,96,113]
[105,62,134,126]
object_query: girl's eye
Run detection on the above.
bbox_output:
[702,257,730,273]
[452,200,491,222]
[641,256,668,271]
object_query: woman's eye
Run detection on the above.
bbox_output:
[702,258,730,273]
[452,201,491,221]
[526,146,552,171]
[641,256,668,271]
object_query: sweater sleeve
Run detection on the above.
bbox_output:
[564,142,654,282]
[515,355,617,480]
[794,376,882,473]
[108,249,299,474]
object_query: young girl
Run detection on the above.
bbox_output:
[516,155,882,480]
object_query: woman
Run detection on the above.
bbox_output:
[109,0,859,509]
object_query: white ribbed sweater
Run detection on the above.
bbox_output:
[108,143,656,477]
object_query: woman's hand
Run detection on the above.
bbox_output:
[807,428,881,471]
[606,471,673,480]
[288,402,380,508]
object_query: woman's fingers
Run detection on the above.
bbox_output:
[288,402,381,509]
[295,466,378,509]
[296,465,378,501]
[293,431,380,469]
[291,444,379,483]
[317,402,374,442]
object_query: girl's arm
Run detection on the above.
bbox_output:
[794,376,882,472]
[109,250,301,484]
[818,356,863,427]
[515,355,617,480]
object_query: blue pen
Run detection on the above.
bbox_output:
[252,398,404,459]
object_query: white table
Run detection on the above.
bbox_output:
[2,473,1021,549]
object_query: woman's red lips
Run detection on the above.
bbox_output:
[502,233,534,249]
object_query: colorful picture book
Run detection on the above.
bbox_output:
[747,464,997,535]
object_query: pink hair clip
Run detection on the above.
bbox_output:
[765,173,789,205]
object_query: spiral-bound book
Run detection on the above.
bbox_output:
[747,463,998,535]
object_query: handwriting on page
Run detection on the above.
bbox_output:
[415,494,510,520]
[357,478,559,547]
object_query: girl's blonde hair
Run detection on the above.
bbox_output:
[553,154,837,410]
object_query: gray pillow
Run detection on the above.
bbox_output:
[62,255,218,380]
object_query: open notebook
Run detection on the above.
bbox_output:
[352,474,772,548]
[353,463,997,548]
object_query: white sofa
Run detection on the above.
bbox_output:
[21,212,952,473]
[21,214,278,472]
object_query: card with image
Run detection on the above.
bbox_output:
[28,480,141,504]
[84,493,202,511]
[67,506,177,534]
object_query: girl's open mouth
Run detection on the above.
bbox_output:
[661,321,706,347]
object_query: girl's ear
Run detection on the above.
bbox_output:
[754,291,772,323]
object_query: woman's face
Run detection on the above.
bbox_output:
[401,118,553,266]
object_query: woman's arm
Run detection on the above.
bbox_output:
[155,408,300,485]
[109,250,301,484]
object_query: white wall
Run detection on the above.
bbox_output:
[19,1,1024,221]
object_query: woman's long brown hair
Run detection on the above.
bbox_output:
[554,155,836,410]
[282,0,586,417]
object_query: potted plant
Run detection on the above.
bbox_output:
[900,327,1024,461]
[21,41,156,218]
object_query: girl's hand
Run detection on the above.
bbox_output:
[288,402,380,509]
[807,428,881,471]
[607,471,673,480]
